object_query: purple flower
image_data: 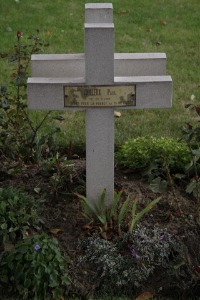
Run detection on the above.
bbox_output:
[34,245,41,251]
[128,245,141,259]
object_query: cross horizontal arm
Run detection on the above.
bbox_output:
[27,75,172,110]
[31,53,166,78]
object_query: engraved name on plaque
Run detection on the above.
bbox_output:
[64,85,136,107]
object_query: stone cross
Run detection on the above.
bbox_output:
[27,3,172,205]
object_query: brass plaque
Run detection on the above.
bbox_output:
[64,85,136,107]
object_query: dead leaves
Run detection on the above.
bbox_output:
[146,28,153,33]
[117,9,130,15]
[145,19,167,46]
[49,228,63,235]
[135,291,154,300]
[114,111,122,118]
[160,19,167,26]
[45,30,52,36]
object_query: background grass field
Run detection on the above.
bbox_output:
[0,0,199,149]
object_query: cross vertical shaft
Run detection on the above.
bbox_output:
[85,3,115,205]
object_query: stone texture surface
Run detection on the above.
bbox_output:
[85,4,115,205]
[86,108,114,204]
[31,54,84,78]
[27,76,172,110]
[85,3,113,23]
[85,24,114,85]
[115,53,166,76]
[31,53,166,78]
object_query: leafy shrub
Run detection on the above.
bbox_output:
[77,225,187,296]
[0,234,70,299]
[116,136,190,172]
[0,187,41,244]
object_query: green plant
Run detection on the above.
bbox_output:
[116,137,191,200]
[116,136,190,172]
[0,187,42,244]
[128,195,161,232]
[77,225,187,296]
[77,190,124,232]
[0,234,70,299]
[0,31,63,163]
[41,153,75,196]
[76,190,161,238]
[183,102,200,222]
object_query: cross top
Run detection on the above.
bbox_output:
[28,3,172,205]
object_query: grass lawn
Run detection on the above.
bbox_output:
[0,0,199,148]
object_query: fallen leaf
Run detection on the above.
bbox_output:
[5,26,12,32]
[160,19,167,26]
[194,266,200,277]
[34,187,41,194]
[114,111,122,118]
[100,231,108,239]
[118,9,130,14]
[49,228,63,235]
[4,242,14,251]
[45,30,52,36]
[135,291,154,300]
[155,39,162,45]
[82,221,93,230]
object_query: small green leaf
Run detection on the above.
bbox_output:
[118,195,130,226]
[110,190,122,219]
[149,177,167,193]
[186,180,197,194]
[1,223,7,230]
[130,197,161,232]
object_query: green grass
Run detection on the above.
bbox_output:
[0,0,200,148]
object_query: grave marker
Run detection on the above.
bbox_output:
[28,3,172,205]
